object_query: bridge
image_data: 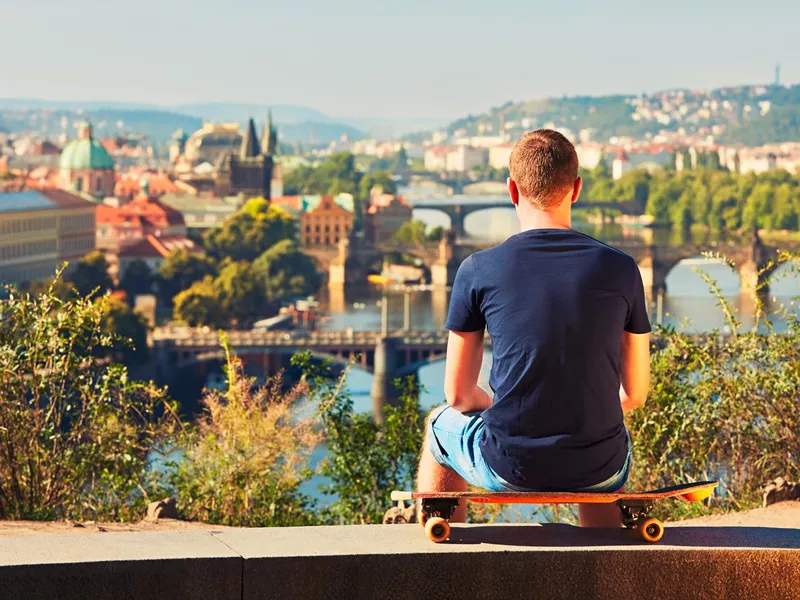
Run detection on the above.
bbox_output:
[409,197,511,239]
[151,328,488,420]
[407,196,645,239]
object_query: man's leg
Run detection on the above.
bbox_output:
[416,409,469,522]
[578,485,624,527]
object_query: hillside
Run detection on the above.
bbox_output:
[0,100,365,145]
[437,84,800,145]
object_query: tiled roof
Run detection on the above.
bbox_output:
[119,235,200,259]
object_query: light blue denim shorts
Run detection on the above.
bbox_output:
[426,405,632,493]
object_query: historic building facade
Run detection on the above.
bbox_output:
[363,186,412,244]
[0,189,96,287]
[300,196,354,248]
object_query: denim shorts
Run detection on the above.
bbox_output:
[426,405,632,493]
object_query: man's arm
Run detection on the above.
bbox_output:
[619,331,650,413]
[444,330,493,413]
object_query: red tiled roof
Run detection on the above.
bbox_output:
[97,195,185,229]
[114,174,182,197]
[120,235,200,259]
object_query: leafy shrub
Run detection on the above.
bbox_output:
[292,352,424,524]
[0,280,178,520]
[167,339,321,526]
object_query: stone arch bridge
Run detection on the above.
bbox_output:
[151,328,491,420]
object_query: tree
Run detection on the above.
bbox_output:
[427,226,446,242]
[173,276,226,328]
[119,259,154,301]
[204,199,296,261]
[67,251,113,298]
[101,296,150,364]
[253,239,322,306]
[393,220,428,245]
[157,250,217,302]
[214,261,266,327]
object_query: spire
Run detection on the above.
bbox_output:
[261,110,278,156]
[240,118,261,159]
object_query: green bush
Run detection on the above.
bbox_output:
[292,352,424,524]
[0,280,178,521]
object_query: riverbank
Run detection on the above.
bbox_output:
[3,501,798,538]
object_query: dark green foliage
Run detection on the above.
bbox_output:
[253,239,322,305]
[292,352,424,524]
[157,249,218,302]
[119,259,154,300]
[66,251,114,298]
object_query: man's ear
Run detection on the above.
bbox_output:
[508,177,520,206]
[571,177,583,204]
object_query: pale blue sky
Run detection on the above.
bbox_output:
[2,0,797,119]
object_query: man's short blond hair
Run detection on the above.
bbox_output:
[509,129,579,209]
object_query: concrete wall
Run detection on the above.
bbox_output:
[2,523,799,599]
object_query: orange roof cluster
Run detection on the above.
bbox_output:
[97,194,185,230]
[114,173,181,198]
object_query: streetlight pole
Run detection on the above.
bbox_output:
[403,288,411,331]
[381,288,388,336]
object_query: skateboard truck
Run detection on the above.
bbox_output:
[617,500,664,542]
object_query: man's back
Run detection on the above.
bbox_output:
[446,228,651,490]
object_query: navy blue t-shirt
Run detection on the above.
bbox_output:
[446,228,651,490]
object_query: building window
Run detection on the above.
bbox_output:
[324,237,330,246]
[324,225,329,232]
[305,225,311,233]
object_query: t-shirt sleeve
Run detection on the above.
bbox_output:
[625,260,652,334]
[445,255,486,332]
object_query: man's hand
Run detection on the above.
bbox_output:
[444,330,493,412]
[620,331,650,413]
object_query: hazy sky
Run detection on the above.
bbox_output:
[2,0,798,119]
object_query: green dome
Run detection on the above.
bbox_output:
[59,138,114,170]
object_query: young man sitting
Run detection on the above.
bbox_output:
[417,129,651,527]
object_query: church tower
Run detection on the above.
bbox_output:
[215,116,275,200]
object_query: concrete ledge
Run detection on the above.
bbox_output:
[0,530,242,600]
[2,523,799,599]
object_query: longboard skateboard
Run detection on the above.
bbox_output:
[391,480,717,543]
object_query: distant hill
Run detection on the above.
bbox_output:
[0,99,365,145]
[431,84,800,146]
[174,103,334,125]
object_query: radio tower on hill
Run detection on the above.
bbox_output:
[775,63,781,87]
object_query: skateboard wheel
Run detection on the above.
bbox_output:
[425,517,450,543]
[638,517,664,543]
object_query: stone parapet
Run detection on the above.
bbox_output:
[2,523,799,599]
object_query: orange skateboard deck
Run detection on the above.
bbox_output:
[390,481,717,543]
